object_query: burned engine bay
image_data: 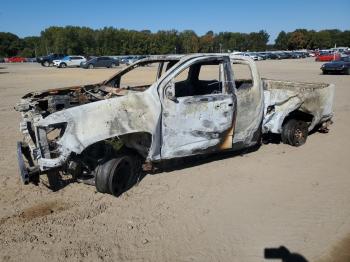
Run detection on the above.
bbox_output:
[16,84,150,117]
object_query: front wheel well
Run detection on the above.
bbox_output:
[69,133,151,178]
[78,132,152,163]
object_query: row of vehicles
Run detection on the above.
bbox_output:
[35,54,148,68]
[233,51,310,61]
[37,54,120,69]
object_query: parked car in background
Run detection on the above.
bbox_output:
[81,56,119,69]
[8,57,26,63]
[316,52,341,62]
[242,52,263,61]
[36,53,67,67]
[309,52,316,57]
[289,52,304,59]
[321,56,350,75]
[256,52,268,59]
[283,52,293,59]
[25,58,37,63]
[53,56,86,68]
[266,52,281,59]
[331,47,349,53]
[276,52,289,59]
[125,56,143,65]
[119,56,131,64]
[0,58,4,63]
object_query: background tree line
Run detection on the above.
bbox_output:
[0,27,268,57]
[275,29,350,50]
[0,26,349,57]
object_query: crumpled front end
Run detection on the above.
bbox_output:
[15,96,71,183]
[15,84,161,184]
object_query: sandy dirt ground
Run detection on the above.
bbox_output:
[0,59,349,262]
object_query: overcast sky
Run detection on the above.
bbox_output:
[1,0,349,43]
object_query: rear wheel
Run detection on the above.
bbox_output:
[347,68,350,75]
[60,63,67,68]
[43,61,50,67]
[110,63,116,68]
[88,64,94,69]
[281,119,308,147]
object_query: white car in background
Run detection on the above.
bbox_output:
[243,52,263,61]
[53,55,86,68]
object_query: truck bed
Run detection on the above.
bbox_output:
[262,79,335,133]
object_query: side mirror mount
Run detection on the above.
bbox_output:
[165,82,177,102]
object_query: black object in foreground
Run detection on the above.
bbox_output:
[264,246,308,262]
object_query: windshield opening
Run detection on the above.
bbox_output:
[105,59,179,91]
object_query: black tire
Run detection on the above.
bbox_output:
[95,160,114,194]
[43,61,50,67]
[347,68,350,75]
[108,156,135,196]
[88,64,94,69]
[110,63,116,68]
[281,119,308,147]
[60,63,67,68]
[95,155,136,196]
[322,70,328,75]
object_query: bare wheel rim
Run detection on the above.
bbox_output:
[293,122,307,145]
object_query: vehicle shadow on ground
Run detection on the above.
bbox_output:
[42,173,77,192]
[115,144,262,197]
[154,144,261,174]
[264,246,308,262]
[262,133,282,144]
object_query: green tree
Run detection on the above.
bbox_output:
[287,31,307,49]
[179,30,199,53]
[0,32,23,56]
[199,31,214,52]
[247,30,269,51]
[275,31,289,50]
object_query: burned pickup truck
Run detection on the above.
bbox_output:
[15,54,335,196]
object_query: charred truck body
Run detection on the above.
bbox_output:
[15,54,335,196]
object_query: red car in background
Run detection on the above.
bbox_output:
[315,53,341,62]
[7,56,26,63]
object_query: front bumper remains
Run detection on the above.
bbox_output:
[16,141,39,184]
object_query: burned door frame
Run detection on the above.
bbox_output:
[230,57,264,148]
[158,56,237,159]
